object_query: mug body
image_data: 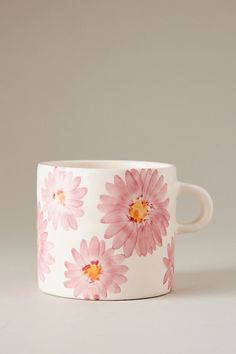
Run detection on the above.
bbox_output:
[37,160,177,300]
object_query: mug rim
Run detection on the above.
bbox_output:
[38,160,175,170]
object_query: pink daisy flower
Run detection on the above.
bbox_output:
[163,237,175,290]
[98,169,170,257]
[41,168,88,231]
[64,236,128,300]
[37,202,55,282]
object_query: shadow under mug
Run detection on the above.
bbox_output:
[37,160,213,300]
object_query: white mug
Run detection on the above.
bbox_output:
[37,160,213,300]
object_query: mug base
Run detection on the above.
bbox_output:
[38,286,172,301]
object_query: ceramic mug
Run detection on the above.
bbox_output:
[37,160,213,300]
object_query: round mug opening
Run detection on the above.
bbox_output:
[39,160,174,170]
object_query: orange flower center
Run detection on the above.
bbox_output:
[129,199,149,223]
[82,261,102,282]
[53,190,65,204]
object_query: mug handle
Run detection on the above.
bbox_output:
[175,182,213,235]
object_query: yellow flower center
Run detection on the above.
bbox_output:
[129,199,149,223]
[83,261,102,282]
[53,190,65,204]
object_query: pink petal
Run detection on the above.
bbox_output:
[145,170,158,200]
[69,176,81,191]
[104,222,127,238]
[125,170,140,196]
[102,248,115,259]
[76,187,88,199]
[65,261,81,270]
[72,248,86,266]
[39,232,48,241]
[64,277,81,288]
[45,254,55,265]
[74,281,88,297]
[74,208,85,218]
[146,223,156,248]
[66,199,83,208]
[163,269,171,285]
[101,254,125,267]
[98,240,106,258]
[114,175,129,196]
[41,219,48,231]
[142,169,153,199]
[152,175,164,197]
[101,209,128,224]
[95,281,107,299]
[152,214,167,236]
[158,219,167,236]
[130,169,142,188]
[82,293,90,300]
[38,270,45,282]
[170,237,175,254]
[106,182,122,198]
[143,223,156,254]
[98,202,125,213]
[40,262,50,274]
[52,212,59,229]
[80,240,89,262]
[151,221,163,246]
[64,269,82,278]
[99,194,119,204]
[108,282,121,293]
[74,286,83,298]
[103,264,128,274]
[139,227,147,256]
[153,205,170,222]
[60,213,70,231]
[135,228,143,256]
[154,183,168,202]
[44,241,54,251]
[140,169,148,188]
[89,236,100,259]
[168,271,174,290]
[103,279,121,294]
[156,212,170,227]
[111,273,127,285]
[67,214,78,230]
[112,223,133,249]
[123,230,138,257]
[168,240,174,258]
[163,257,171,268]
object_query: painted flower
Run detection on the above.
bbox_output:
[163,237,175,290]
[41,168,88,231]
[37,202,55,282]
[98,169,170,257]
[64,236,128,300]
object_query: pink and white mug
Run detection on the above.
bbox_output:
[37,160,213,300]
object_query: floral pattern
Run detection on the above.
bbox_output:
[64,236,128,300]
[163,236,175,290]
[41,167,88,231]
[98,169,170,257]
[37,202,55,282]
[37,166,175,299]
